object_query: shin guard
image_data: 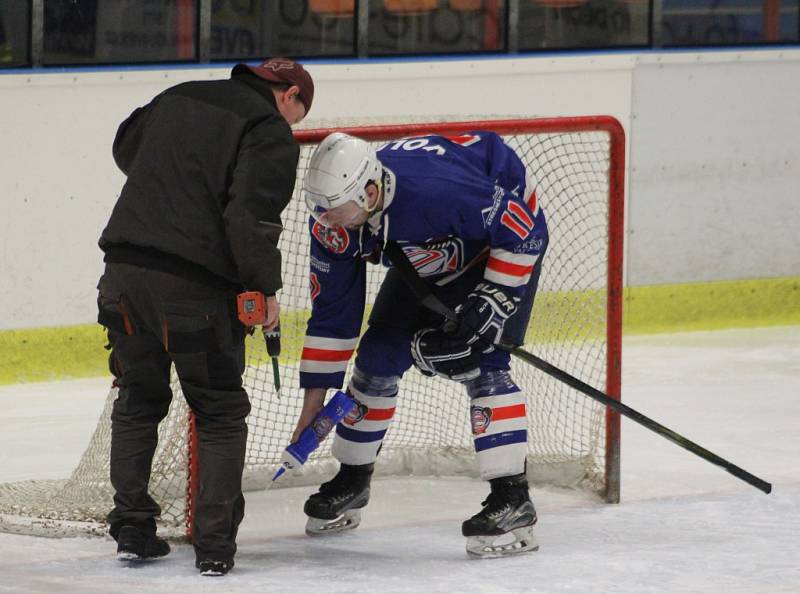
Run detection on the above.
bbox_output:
[331,367,398,466]
[465,371,528,480]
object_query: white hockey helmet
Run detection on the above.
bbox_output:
[303,132,383,219]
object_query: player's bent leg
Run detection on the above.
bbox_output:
[462,370,538,558]
[305,365,399,535]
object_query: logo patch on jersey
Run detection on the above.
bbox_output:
[513,237,544,254]
[470,406,492,435]
[312,221,350,254]
[309,272,321,301]
[481,185,506,227]
[401,238,463,277]
[310,255,330,273]
[343,401,369,426]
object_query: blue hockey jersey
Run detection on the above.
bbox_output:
[300,131,548,389]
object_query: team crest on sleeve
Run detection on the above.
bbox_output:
[470,406,492,435]
[402,238,463,277]
[312,221,350,254]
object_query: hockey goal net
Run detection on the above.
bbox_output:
[0,116,624,538]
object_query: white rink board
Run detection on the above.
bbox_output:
[3,50,800,329]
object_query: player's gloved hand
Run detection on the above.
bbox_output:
[456,281,518,353]
[411,325,482,382]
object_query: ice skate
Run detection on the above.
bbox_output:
[304,463,373,536]
[462,473,539,559]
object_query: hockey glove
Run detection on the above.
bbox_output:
[411,326,482,382]
[457,282,518,353]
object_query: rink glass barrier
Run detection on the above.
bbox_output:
[2,1,798,71]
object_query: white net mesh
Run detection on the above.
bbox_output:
[0,117,623,538]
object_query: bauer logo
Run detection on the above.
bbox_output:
[312,221,350,254]
[470,406,492,435]
[402,238,463,277]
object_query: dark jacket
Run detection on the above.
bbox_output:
[99,73,300,295]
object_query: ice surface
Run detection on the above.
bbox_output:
[0,326,798,593]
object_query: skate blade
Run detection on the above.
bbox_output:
[116,551,143,562]
[305,509,362,536]
[466,526,539,559]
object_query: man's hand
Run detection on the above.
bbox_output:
[291,387,326,443]
[264,295,280,331]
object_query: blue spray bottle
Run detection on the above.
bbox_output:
[272,391,357,482]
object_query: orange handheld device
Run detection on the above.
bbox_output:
[237,291,267,326]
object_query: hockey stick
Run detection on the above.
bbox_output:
[382,241,773,495]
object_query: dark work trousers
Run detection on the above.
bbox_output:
[97,262,250,564]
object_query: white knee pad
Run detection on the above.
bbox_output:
[332,367,399,466]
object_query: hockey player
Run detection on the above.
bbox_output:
[293,131,549,558]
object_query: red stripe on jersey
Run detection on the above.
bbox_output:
[301,347,354,362]
[526,190,538,213]
[486,256,534,278]
[500,211,529,240]
[508,200,534,229]
[365,407,396,421]
[310,272,321,301]
[492,403,527,421]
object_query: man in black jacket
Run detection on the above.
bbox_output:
[96,57,313,576]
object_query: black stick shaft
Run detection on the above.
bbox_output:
[496,343,772,495]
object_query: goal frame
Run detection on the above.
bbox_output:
[0,116,625,540]
[297,117,624,504]
[294,115,625,503]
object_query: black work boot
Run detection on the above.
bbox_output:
[115,525,171,561]
[196,558,234,576]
